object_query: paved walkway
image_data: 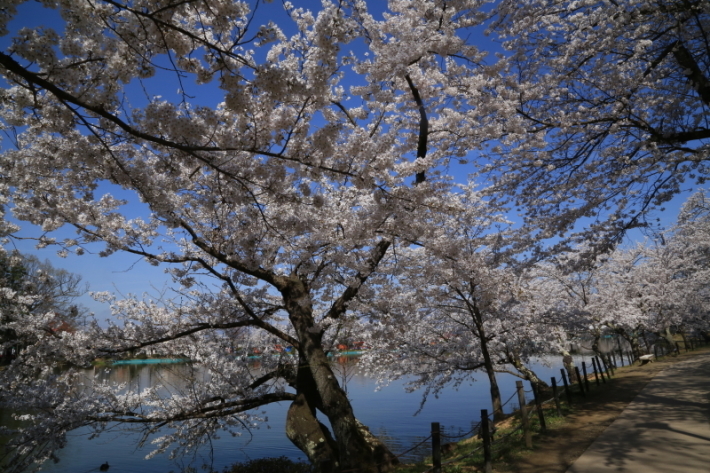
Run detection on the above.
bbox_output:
[566,350,710,473]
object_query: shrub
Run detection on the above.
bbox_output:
[221,456,314,473]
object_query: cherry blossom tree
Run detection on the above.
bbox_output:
[0,1,506,472]
[489,0,710,253]
[534,194,710,361]
[359,193,558,422]
[535,245,649,364]
[630,193,710,347]
[672,191,710,332]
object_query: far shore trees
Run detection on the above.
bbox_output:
[0,249,88,361]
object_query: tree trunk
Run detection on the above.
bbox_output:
[641,330,652,354]
[661,327,676,351]
[590,330,601,358]
[510,353,549,389]
[281,275,399,472]
[286,393,340,473]
[560,347,577,384]
[472,311,504,421]
[630,335,641,361]
[590,330,612,367]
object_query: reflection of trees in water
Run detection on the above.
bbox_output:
[370,426,431,463]
[569,334,634,355]
[329,355,360,396]
[89,363,214,398]
[370,422,479,462]
[0,406,22,464]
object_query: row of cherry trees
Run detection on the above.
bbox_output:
[359,191,710,423]
[0,0,707,472]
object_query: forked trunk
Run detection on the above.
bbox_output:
[286,392,339,473]
[281,276,399,473]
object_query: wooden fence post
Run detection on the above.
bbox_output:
[560,368,572,405]
[654,345,659,360]
[575,366,586,397]
[481,409,492,473]
[516,381,532,448]
[431,422,441,473]
[618,347,624,366]
[627,351,633,365]
[551,377,563,417]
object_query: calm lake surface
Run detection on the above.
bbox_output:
[15,355,591,473]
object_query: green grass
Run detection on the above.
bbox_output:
[395,402,572,473]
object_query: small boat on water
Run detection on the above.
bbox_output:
[111,358,189,365]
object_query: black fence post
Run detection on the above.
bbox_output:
[560,368,572,405]
[532,382,546,433]
[582,361,591,392]
[575,366,586,397]
[604,355,613,377]
[591,358,600,386]
[596,357,607,383]
[432,422,441,473]
[551,377,563,417]
[481,410,492,473]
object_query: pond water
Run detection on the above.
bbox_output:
[8,354,598,473]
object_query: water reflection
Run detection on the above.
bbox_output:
[2,355,572,473]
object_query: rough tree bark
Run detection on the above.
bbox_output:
[279,274,399,473]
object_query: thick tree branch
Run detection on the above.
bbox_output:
[97,319,256,354]
[405,74,428,184]
[0,53,356,179]
[90,392,297,423]
[325,239,391,320]
[672,41,710,106]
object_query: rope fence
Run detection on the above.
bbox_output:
[422,338,709,473]
[337,338,706,473]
